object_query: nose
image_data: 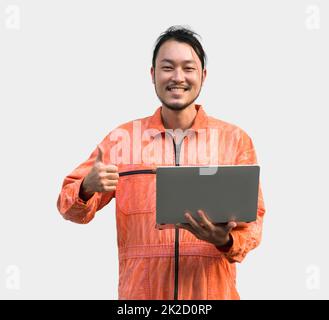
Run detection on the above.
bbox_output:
[171,68,185,83]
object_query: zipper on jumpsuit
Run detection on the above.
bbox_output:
[117,137,183,300]
[172,139,182,301]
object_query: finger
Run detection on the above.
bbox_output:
[102,179,119,187]
[100,172,120,180]
[184,212,203,233]
[176,223,203,240]
[103,164,119,173]
[96,145,104,163]
[176,223,198,235]
[197,210,215,231]
[103,185,116,192]
[226,221,237,233]
[176,223,191,229]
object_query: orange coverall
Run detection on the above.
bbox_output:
[57,105,266,299]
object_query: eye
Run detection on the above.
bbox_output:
[162,66,173,71]
[185,67,195,72]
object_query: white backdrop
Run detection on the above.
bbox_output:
[0,0,328,299]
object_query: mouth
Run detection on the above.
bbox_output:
[166,86,189,94]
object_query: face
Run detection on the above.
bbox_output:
[151,40,207,111]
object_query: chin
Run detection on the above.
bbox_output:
[163,102,190,111]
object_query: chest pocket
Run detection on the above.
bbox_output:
[116,172,156,215]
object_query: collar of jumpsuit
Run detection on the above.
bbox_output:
[57,104,266,300]
[146,104,211,165]
[148,104,209,133]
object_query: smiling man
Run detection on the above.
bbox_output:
[57,26,266,300]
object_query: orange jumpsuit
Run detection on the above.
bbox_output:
[57,105,266,300]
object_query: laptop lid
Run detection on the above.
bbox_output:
[156,165,260,224]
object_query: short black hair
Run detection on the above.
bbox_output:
[152,25,207,70]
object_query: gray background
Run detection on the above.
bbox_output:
[0,0,328,299]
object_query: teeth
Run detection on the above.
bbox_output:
[169,87,187,91]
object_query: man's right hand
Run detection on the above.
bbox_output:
[79,145,119,201]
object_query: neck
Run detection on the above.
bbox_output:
[161,104,197,131]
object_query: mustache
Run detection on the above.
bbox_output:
[166,84,191,90]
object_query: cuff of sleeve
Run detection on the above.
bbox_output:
[74,179,98,208]
[215,233,234,253]
[216,231,241,261]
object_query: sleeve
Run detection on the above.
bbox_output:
[56,134,115,224]
[218,129,266,263]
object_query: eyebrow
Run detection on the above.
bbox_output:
[160,59,196,65]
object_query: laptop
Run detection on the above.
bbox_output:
[156,165,260,225]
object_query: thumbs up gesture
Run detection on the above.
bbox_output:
[80,145,119,200]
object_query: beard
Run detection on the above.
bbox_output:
[154,76,203,112]
[157,90,201,111]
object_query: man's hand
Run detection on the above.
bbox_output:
[79,145,119,201]
[177,210,238,248]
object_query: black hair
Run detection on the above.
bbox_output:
[152,25,207,70]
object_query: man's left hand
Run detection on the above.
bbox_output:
[177,210,237,248]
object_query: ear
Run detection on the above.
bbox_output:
[150,66,155,84]
[201,68,207,85]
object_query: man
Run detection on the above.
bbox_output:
[57,26,266,300]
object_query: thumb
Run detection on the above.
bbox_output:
[226,221,237,233]
[95,145,104,164]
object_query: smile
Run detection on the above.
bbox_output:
[167,87,188,92]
